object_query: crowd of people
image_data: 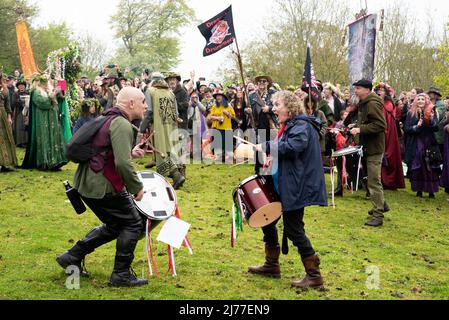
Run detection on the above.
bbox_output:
[1,64,449,289]
[1,67,449,200]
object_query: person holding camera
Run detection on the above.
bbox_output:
[187,91,207,161]
[208,91,235,163]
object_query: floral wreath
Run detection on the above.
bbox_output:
[373,82,395,97]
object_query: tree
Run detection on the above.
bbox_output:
[374,2,439,92]
[110,0,195,72]
[29,23,73,71]
[75,32,111,78]
[0,0,72,75]
[221,0,351,89]
[221,0,444,94]
[434,22,449,96]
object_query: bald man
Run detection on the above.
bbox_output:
[57,87,149,287]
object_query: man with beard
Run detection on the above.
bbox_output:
[140,72,186,189]
[249,75,278,174]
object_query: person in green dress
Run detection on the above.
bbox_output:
[22,74,67,171]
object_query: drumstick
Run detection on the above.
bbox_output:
[139,133,154,148]
[231,159,250,167]
[139,132,166,159]
[148,143,166,159]
[233,136,257,148]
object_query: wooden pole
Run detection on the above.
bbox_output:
[233,36,254,128]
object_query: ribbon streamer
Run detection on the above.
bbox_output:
[145,219,158,278]
[330,158,336,209]
[175,206,193,255]
[356,148,364,191]
[231,203,236,248]
[167,245,177,277]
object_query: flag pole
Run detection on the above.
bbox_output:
[307,46,312,112]
[233,35,254,128]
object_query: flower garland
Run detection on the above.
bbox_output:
[46,43,82,122]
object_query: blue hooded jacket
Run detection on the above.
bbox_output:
[265,114,328,211]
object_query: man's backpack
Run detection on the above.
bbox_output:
[66,115,112,163]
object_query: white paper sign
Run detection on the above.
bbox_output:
[156,216,191,249]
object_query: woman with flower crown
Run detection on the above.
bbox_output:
[22,74,67,171]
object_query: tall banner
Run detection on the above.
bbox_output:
[16,20,38,80]
[348,14,377,87]
[301,46,321,101]
[198,6,236,57]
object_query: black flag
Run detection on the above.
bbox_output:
[198,6,236,57]
[301,46,321,101]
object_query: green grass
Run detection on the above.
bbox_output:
[1,148,448,300]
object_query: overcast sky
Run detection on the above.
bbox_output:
[31,0,449,81]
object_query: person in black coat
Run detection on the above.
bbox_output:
[249,75,278,174]
[250,90,327,290]
[166,72,189,177]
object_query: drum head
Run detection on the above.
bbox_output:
[234,144,255,160]
[134,171,177,220]
[248,202,283,228]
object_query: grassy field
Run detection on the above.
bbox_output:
[0,149,448,300]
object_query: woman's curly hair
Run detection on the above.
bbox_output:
[272,90,305,117]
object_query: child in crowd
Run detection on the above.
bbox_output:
[72,99,98,134]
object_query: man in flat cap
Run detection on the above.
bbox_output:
[350,79,389,227]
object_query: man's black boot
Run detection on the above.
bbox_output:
[171,169,186,190]
[56,226,118,278]
[56,249,90,278]
[109,255,148,287]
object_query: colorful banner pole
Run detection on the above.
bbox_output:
[16,20,38,80]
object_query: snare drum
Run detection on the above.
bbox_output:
[332,146,363,158]
[134,171,177,223]
[233,175,282,228]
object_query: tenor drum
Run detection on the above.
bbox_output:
[134,171,177,223]
[233,175,282,228]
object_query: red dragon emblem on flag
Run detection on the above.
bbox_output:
[198,6,236,56]
[208,20,231,45]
